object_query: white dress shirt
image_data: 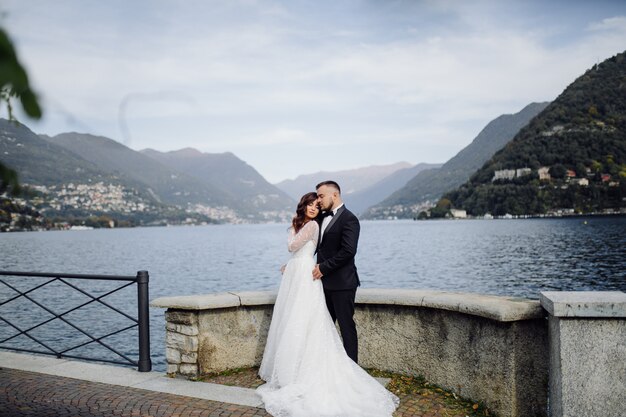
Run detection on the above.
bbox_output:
[320,203,343,241]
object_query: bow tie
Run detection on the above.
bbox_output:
[322,211,334,218]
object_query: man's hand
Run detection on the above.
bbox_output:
[312,264,323,280]
[280,264,286,275]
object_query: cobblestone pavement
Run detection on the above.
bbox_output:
[2,367,486,417]
[1,368,270,417]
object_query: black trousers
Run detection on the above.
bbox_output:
[324,288,358,363]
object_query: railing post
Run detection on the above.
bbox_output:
[136,270,152,372]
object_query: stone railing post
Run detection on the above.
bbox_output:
[164,309,199,377]
[540,291,626,417]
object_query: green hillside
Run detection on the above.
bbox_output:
[445,51,626,216]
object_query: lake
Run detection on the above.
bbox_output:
[1,216,625,371]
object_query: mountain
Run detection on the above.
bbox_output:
[445,51,626,216]
[45,132,234,207]
[0,120,185,227]
[140,148,294,217]
[275,162,413,201]
[343,162,442,215]
[1,122,294,225]
[0,120,128,187]
[363,102,550,219]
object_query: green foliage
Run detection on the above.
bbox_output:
[429,197,452,218]
[550,164,567,179]
[0,26,43,197]
[0,161,20,195]
[0,27,42,120]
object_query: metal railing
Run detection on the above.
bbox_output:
[0,270,151,372]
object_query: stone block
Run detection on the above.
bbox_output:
[179,363,198,377]
[166,364,179,375]
[231,290,278,306]
[166,348,181,364]
[540,291,626,317]
[166,331,198,353]
[166,323,199,336]
[181,352,198,363]
[165,310,198,326]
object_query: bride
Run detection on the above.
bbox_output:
[257,192,399,417]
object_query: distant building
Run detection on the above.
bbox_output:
[450,209,467,219]
[538,167,551,181]
[566,170,576,178]
[601,174,611,183]
[492,169,516,181]
[492,168,532,182]
[576,178,589,186]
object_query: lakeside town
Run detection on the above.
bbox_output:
[2,165,624,232]
[1,182,239,232]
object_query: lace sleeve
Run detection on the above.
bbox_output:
[287,221,319,252]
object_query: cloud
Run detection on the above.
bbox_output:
[3,0,626,181]
[587,16,626,32]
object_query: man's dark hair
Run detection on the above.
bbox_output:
[316,180,341,194]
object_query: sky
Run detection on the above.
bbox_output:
[2,0,626,183]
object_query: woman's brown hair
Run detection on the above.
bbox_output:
[292,192,319,233]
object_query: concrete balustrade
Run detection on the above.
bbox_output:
[151,289,626,417]
[152,289,549,417]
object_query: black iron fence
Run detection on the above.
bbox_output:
[0,270,151,372]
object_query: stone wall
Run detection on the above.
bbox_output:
[356,304,548,417]
[152,288,548,417]
[540,291,626,417]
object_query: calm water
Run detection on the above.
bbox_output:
[1,217,625,371]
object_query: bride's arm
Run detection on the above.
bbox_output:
[287,221,319,252]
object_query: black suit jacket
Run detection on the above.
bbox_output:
[317,205,361,291]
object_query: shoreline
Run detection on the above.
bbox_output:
[2,211,626,233]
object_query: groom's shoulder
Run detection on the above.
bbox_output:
[342,206,359,222]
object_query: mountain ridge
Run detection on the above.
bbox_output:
[344,162,442,214]
[275,162,413,201]
[363,101,550,218]
[140,148,294,217]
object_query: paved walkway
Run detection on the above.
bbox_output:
[0,351,483,417]
[1,367,269,417]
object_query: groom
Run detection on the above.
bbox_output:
[313,180,360,363]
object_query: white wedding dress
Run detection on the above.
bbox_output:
[257,220,399,417]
